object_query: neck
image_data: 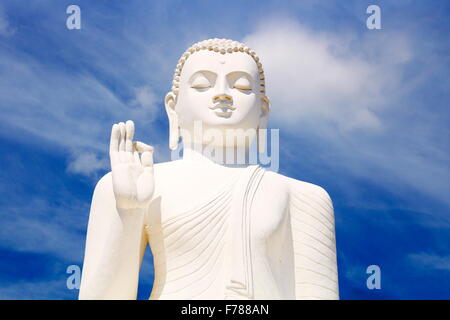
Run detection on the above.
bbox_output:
[182,143,251,168]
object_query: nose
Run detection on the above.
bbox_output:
[213,93,233,104]
[212,75,233,104]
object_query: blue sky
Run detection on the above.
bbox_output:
[0,0,449,299]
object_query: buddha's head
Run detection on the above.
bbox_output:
[165,38,270,150]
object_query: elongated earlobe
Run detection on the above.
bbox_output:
[165,92,180,150]
[169,121,180,150]
[258,96,271,153]
[257,127,267,154]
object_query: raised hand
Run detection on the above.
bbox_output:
[109,120,155,209]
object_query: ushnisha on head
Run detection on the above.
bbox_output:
[165,38,270,150]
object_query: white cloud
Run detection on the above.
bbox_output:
[408,253,450,271]
[0,196,89,262]
[67,151,109,176]
[243,18,450,208]
[1,7,448,209]
[130,85,160,123]
[0,279,74,300]
[0,42,164,177]
[0,5,14,36]
[244,20,411,132]
[135,86,157,108]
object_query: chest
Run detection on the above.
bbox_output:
[147,167,289,243]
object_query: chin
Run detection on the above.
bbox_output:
[207,109,257,126]
[203,117,258,132]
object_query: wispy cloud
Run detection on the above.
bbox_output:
[0,196,89,262]
[244,17,450,208]
[408,253,450,272]
[0,5,14,36]
[0,19,165,176]
[244,19,411,131]
[67,151,109,176]
[0,1,449,300]
[0,279,75,300]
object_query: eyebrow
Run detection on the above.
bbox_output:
[227,71,253,81]
[189,70,253,79]
[188,70,214,82]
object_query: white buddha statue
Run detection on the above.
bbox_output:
[79,38,339,300]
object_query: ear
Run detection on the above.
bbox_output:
[165,92,179,150]
[257,96,271,153]
[259,95,270,128]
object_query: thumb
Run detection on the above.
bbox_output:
[133,141,154,153]
[141,151,153,167]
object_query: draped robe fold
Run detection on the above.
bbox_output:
[149,165,265,300]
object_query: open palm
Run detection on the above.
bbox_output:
[109,120,155,209]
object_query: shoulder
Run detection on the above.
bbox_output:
[152,160,182,173]
[152,160,182,187]
[90,172,114,203]
[94,171,112,192]
[265,170,333,212]
[289,176,333,208]
[261,169,290,190]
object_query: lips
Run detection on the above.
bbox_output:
[209,103,236,118]
[208,103,236,111]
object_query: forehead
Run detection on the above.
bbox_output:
[180,50,259,78]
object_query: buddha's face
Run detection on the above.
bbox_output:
[165,50,269,147]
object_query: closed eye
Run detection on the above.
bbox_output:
[191,74,212,89]
[233,77,252,91]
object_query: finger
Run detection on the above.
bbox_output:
[133,151,140,164]
[134,141,154,153]
[110,123,120,153]
[141,151,154,167]
[109,123,120,167]
[125,120,134,152]
[118,122,126,152]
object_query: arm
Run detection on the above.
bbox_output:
[79,120,155,300]
[78,173,148,299]
[289,180,339,300]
